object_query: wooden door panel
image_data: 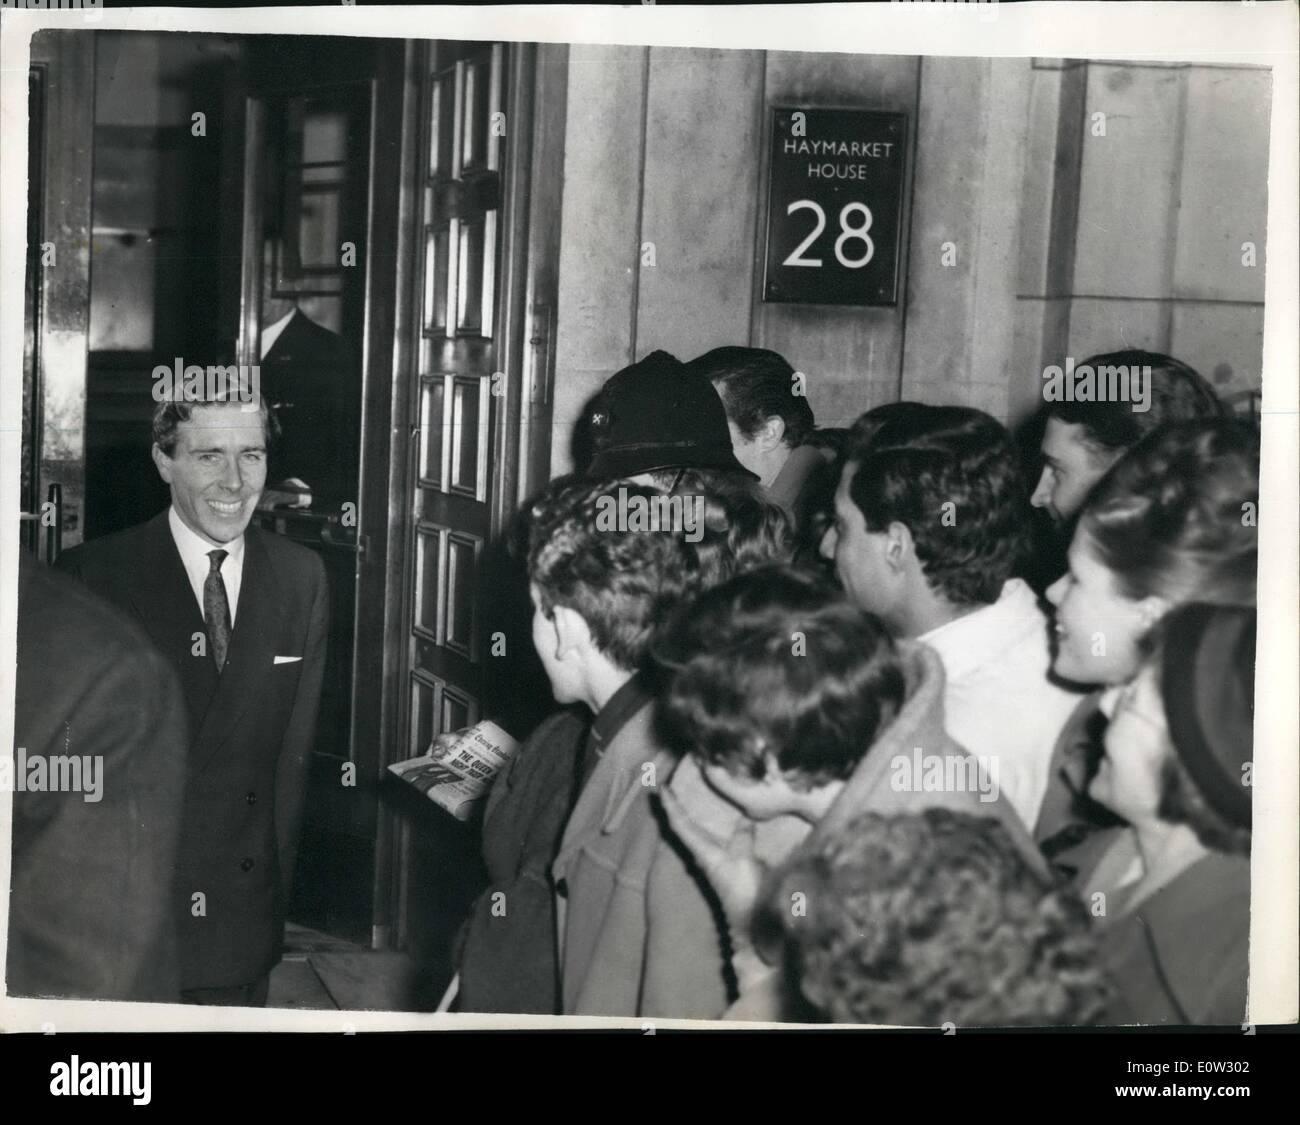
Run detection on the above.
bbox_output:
[405,41,505,739]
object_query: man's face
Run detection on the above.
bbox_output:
[153,403,267,546]
[820,461,896,621]
[1030,418,1120,524]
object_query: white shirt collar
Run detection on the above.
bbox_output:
[1097,683,1126,720]
[168,506,246,622]
[918,578,1044,682]
[259,307,298,359]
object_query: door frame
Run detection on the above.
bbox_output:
[27,31,96,554]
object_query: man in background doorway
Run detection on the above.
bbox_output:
[257,238,361,509]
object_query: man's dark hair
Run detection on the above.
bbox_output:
[1045,350,1222,456]
[845,405,1031,606]
[152,391,280,457]
[765,808,1111,1026]
[689,346,815,449]
[846,401,936,451]
[654,566,905,788]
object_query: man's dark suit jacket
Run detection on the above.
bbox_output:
[56,510,329,991]
[261,309,360,505]
[9,555,188,1002]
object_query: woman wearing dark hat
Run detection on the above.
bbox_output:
[1064,602,1254,1024]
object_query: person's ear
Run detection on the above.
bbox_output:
[1135,594,1171,632]
[884,520,913,573]
[759,416,786,452]
[551,604,593,659]
[152,444,174,485]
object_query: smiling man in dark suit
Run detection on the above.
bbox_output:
[57,391,329,1006]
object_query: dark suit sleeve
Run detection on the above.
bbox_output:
[273,555,329,905]
[9,616,189,1002]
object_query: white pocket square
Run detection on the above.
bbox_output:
[274,655,303,665]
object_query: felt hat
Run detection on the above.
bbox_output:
[585,350,757,480]
[1160,602,1256,830]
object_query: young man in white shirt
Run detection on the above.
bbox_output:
[820,404,1084,829]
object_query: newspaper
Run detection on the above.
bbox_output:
[387,721,520,821]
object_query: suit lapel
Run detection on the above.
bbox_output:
[191,527,285,771]
[127,512,219,735]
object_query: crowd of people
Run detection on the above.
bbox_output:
[7,338,1258,1027]
[452,345,1259,1026]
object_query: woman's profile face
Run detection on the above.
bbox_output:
[1089,662,1173,823]
[1046,529,1158,686]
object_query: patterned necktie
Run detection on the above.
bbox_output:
[204,549,232,672]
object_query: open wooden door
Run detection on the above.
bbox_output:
[234,32,565,990]
[370,38,567,994]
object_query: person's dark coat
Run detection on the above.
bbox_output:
[1068,835,1249,1024]
[56,511,328,991]
[8,555,188,1002]
[455,709,588,1014]
[261,309,360,504]
[767,445,834,537]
